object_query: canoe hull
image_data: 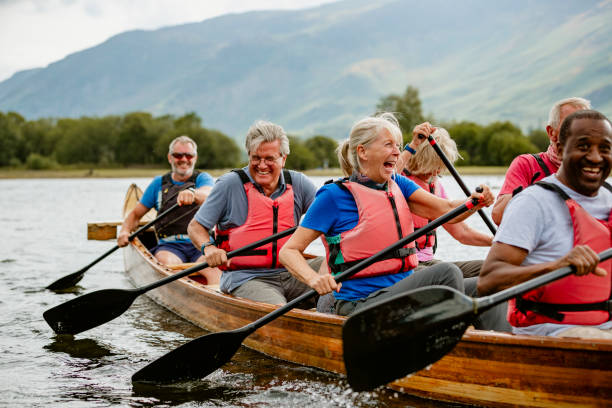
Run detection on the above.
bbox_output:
[124,240,612,407]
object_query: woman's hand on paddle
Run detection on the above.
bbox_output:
[470,184,494,209]
[203,245,230,268]
[411,122,436,148]
[309,273,341,295]
[560,245,607,277]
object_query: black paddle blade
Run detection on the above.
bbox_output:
[43,288,138,335]
[132,329,247,383]
[46,269,86,291]
[342,286,475,391]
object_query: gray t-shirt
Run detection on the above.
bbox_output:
[495,174,612,335]
[194,166,317,293]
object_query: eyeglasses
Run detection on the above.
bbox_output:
[171,152,195,160]
[250,155,282,166]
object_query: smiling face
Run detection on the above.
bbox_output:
[168,141,197,181]
[557,118,612,196]
[249,139,286,195]
[357,127,401,183]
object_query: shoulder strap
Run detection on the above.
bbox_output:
[534,181,570,201]
[161,171,172,186]
[530,153,552,177]
[187,170,200,183]
[283,169,292,185]
[231,169,251,185]
[603,181,612,193]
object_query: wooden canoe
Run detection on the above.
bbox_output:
[119,184,612,407]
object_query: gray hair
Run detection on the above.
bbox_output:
[169,135,197,154]
[337,112,403,176]
[547,97,591,129]
[405,127,461,176]
[245,120,290,156]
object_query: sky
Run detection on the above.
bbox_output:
[0,0,337,82]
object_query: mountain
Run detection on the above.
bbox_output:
[0,0,610,139]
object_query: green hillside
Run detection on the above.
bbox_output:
[0,0,609,139]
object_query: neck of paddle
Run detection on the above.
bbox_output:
[477,247,612,312]
[426,134,497,234]
[243,198,478,333]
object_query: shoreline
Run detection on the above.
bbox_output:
[0,166,508,179]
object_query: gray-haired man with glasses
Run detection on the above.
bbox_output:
[188,120,323,306]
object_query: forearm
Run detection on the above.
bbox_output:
[280,247,320,287]
[194,186,212,205]
[187,219,212,250]
[491,194,511,225]
[444,222,493,246]
[478,257,564,295]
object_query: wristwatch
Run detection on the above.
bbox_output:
[200,241,215,255]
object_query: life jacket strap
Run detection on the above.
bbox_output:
[516,297,612,322]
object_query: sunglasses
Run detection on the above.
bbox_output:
[171,152,195,159]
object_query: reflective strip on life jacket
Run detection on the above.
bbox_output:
[509,181,612,326]
[323,179,418,279]
[215,169,295,270]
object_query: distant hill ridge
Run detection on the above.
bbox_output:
[0,0,610,139]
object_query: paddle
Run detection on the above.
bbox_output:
[130,197,479,383]
[46,202,182,291]
[421,133,497,235]
[43,226,298,335]
[342,247,612,391]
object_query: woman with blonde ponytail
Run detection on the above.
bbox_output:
[279,113,496,319]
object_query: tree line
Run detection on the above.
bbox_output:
[0,111,339,170]
[1,85,548,170]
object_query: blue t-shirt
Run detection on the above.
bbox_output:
[140,172,214,211]
[301,174,420,301]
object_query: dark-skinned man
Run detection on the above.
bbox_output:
[479,110,612,339]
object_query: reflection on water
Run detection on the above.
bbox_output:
[0,176,499,407]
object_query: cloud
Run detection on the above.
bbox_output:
[0,0,337,81]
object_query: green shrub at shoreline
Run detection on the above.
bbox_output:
[0,166,508,179]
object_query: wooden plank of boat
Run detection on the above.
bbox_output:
[120,185,612,407]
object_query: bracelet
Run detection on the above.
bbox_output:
[404,144,416,154]
[200,241,215,255]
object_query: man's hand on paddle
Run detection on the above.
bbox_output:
[309,273,341,295]
[177,189,197,206]
[203,245,231,268]
[560,245,607,277]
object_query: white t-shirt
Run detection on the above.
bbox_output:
[494,174,612,336]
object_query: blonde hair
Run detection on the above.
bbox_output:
[404,128,460,177]
[337,112,403,176]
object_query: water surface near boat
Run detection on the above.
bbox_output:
[0,175,499,407]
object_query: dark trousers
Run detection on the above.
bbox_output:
[334,262,463,316]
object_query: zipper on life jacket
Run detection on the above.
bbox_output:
[387,191,406,271]
[271,201,279,268]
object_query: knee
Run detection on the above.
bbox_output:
[445,263,463,289]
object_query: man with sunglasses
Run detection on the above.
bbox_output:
[118,135,221,285]
[187,120,321,306]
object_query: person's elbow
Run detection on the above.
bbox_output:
[187,218,204,241]
[476,263,498,295]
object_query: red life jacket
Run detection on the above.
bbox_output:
[509,181,612,326]
[215,169,295,270]
[405,174,438,253]
[323,178,418,279]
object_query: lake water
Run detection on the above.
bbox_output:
[0,174,502,407]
